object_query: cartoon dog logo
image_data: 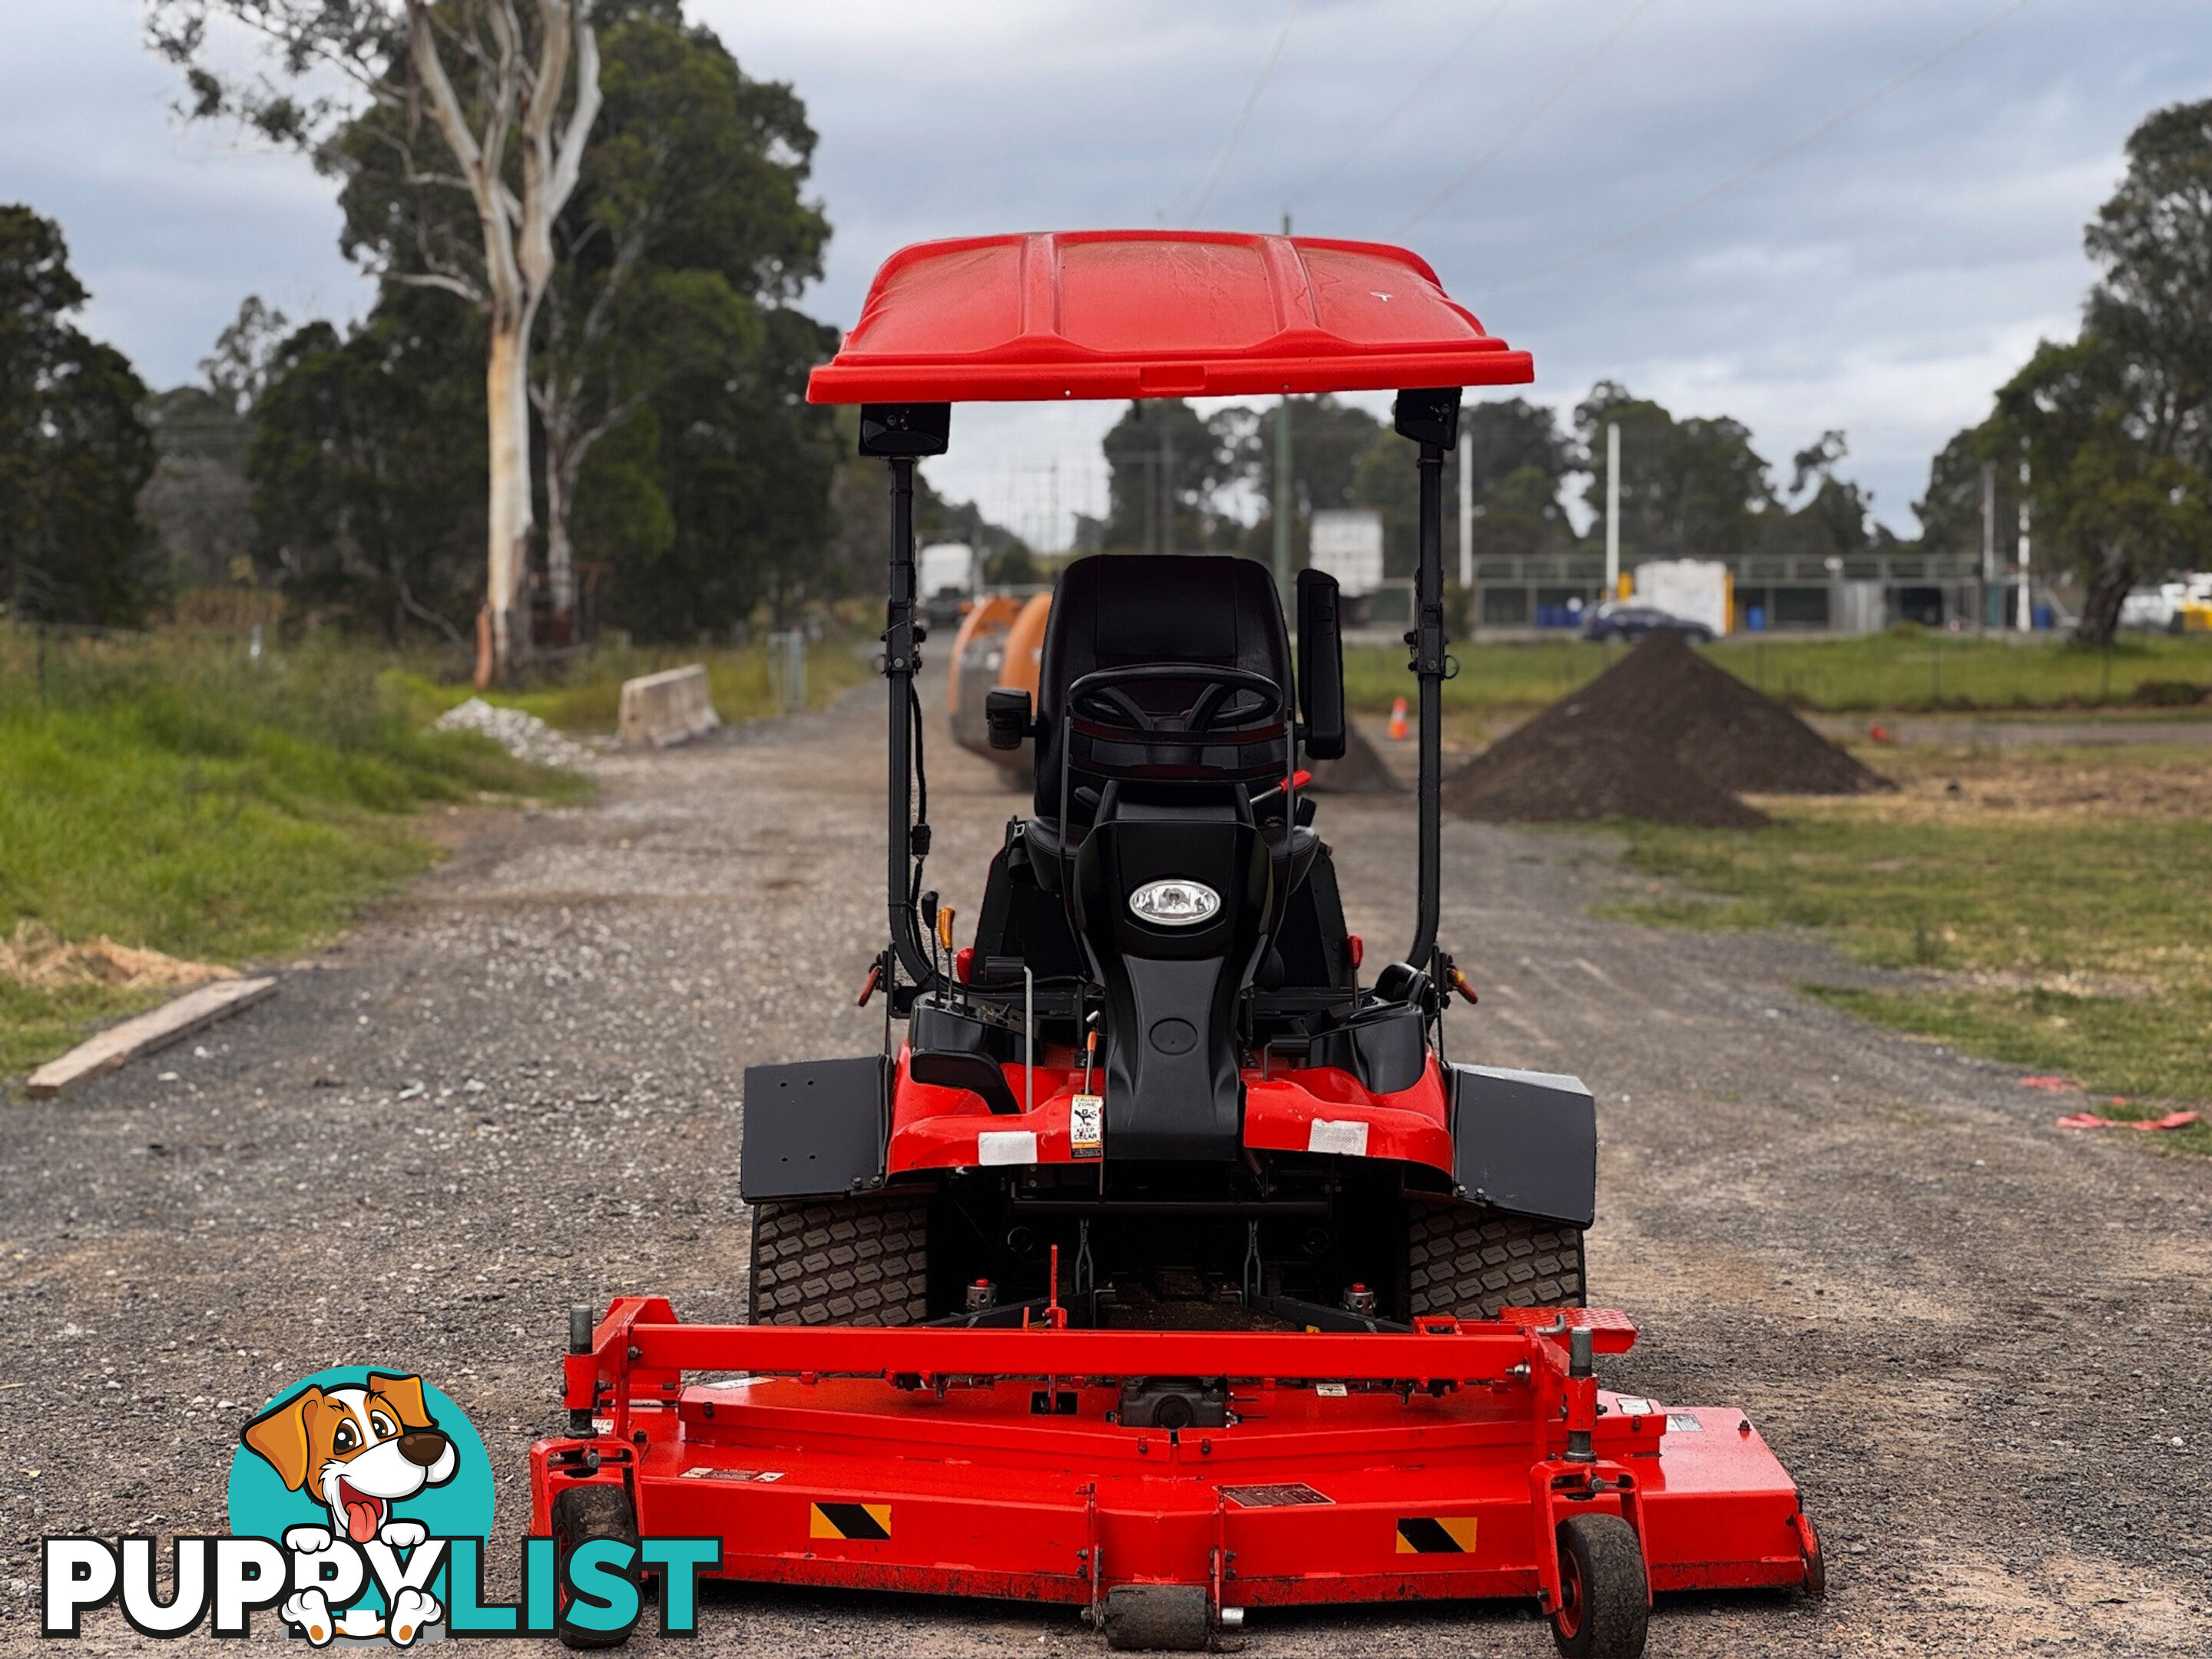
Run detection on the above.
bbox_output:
[241,1373,458,1644]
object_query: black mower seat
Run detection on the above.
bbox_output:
[1031,554,1296,823]
[1023,553,1317,904]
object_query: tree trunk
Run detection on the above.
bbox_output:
[2075,538,2134,647]
[545,457,575,621]
[478,313,535,686]
[542,393,579,635]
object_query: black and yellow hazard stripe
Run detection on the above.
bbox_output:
[809,1502,892,1541]
[1395,1515,1477,1555]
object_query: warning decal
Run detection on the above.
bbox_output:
[810,1502,892,1541]
[1396,1516,1477,1554]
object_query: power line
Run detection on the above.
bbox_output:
[1394,0,1650,235]
[1495,0,2032,288]
[1184,0,1306,226]
[1289,0,1513,210]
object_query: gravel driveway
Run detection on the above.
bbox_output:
[2,681,2205,1656]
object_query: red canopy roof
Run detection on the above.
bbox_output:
[806,231,1532,405]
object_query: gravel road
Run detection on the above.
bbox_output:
[2,680,2206,1657]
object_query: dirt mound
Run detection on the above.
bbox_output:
[1444,631,1884,827]
[1570,630,1887,794]
[1444,725,1769,829]
[1306,723,1402,794]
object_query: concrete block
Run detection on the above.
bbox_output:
[618,664,721,749]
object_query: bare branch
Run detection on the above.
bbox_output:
[402,0,522,305]
[402,2,488,183]
[390,270,487,305]
[541,0,601,212]
[395,573,470,650]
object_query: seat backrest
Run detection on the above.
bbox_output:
[1033,555,1293,818]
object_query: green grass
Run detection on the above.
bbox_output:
[389,638,873,733]
[1698,631,2212,713]
[1595,753,2212,1151]
[0,628,586,1083]
[1343,631,2212,737]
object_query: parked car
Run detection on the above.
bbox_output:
[1581,604,1714,644]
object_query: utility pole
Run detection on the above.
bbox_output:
[1604,422,1621,601]
[1273,211,1294,602]
[1457,422,1475,591]
[1161,412,1176,557]
[1979,460,1996,634]
[1141,445,1156,555]
[2015,454,2032,631]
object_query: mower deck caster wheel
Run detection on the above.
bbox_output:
[1101,1584,1213,1651]
[551,1483,641,1650]
[1550,1513,1648,1659]
[1796,1509,1827,1599]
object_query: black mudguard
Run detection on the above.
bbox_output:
[1449,1063,1597,1228]
[740,1055,889,1201]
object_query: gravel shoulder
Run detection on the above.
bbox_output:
[1,682,2205,1656]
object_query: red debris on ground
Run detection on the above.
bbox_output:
[2018,1075,2080,1092]
[2055,1110,2201,1132]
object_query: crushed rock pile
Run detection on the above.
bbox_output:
[0,919,237,991]
[433,697,594,768]
[1444,631,1889,828]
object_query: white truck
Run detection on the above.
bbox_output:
[1629,559,1732,637]
[2120,575,2212,631]
[1308,510,1386,598]
[917,541,978,627]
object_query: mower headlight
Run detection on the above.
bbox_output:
[1128,879,1220,927]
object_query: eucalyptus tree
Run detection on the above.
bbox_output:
[149,0,606,681]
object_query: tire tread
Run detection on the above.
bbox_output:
[1406,1203,1586,1320]
[747,1191,930,1326]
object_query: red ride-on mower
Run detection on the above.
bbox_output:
[531,233,1822,1656]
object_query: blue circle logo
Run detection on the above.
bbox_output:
[227,1367,494,1642]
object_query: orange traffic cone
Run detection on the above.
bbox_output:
[1386,697,1409,741]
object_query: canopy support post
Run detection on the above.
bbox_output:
[1394,388,1462,977]
[861,404,952,1000]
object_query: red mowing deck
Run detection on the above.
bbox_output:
[531,1303,1815,1614]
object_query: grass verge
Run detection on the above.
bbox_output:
[1344,631,2212,743]
[1593,743,2212,1152]
[2,629,586,1084]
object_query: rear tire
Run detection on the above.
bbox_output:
[1405,1202,1584,1320]
[1550,1513,1648,1659]
[747,1190,931,1326]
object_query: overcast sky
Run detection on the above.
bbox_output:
[10,0,2210,547]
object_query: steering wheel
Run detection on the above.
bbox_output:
[1067,665,1286,737]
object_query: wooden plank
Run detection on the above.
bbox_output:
[25,978,279,1098]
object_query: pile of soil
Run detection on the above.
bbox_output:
[1444,631,1888,827]
[1445,724,1771,828]
[2131,678,2210,707]
[1306,722,1402,794]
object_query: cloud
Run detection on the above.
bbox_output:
[5,1,371,385]
[13,0,2210,541]
[715,0,2209,538]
